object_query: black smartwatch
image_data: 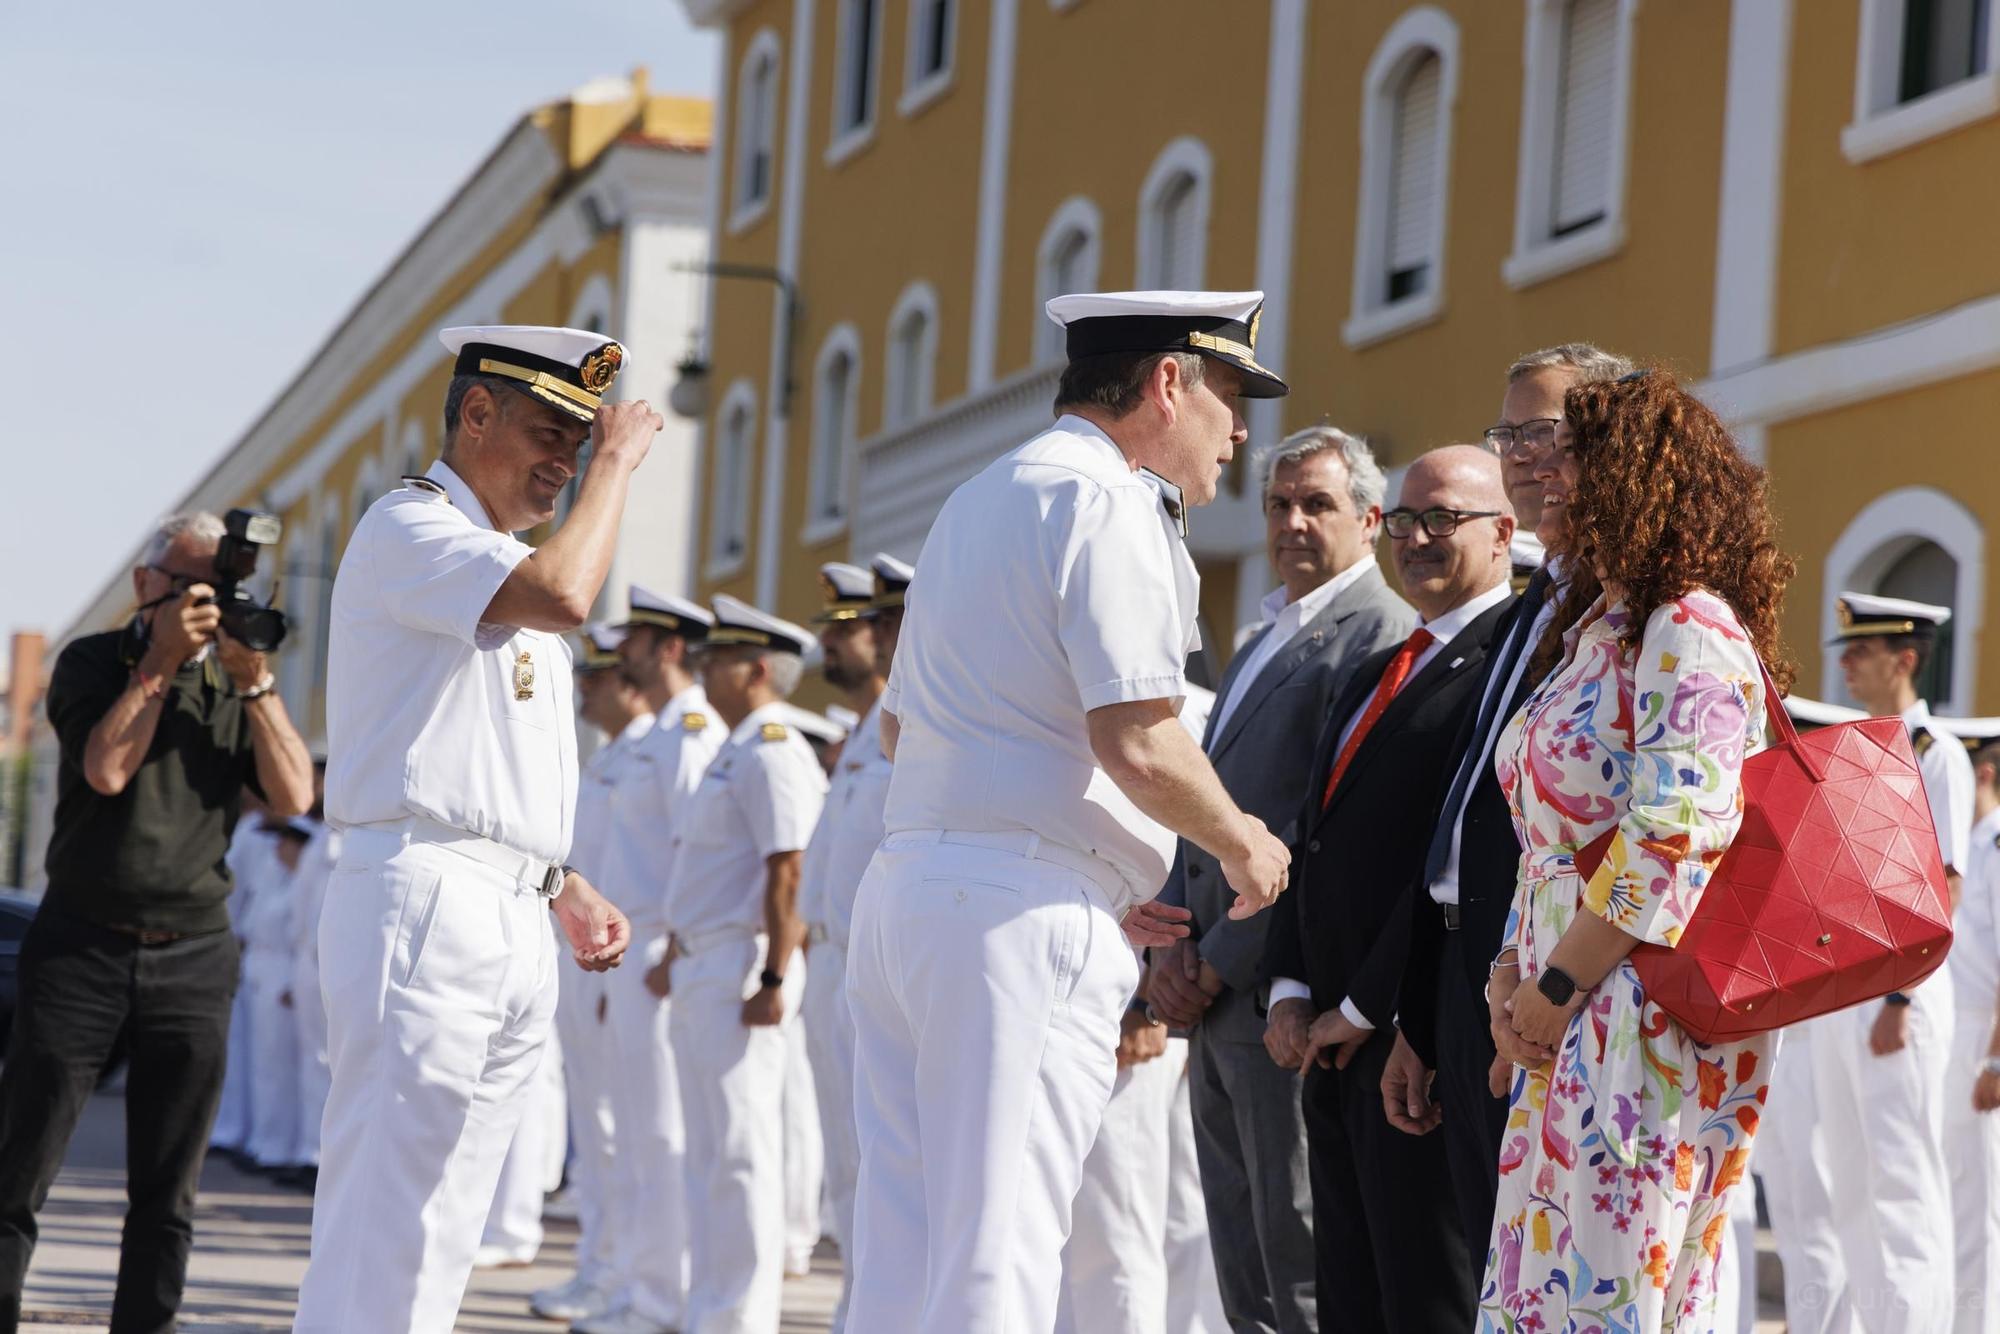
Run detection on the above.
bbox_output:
[1884,991,1913,1007]
[1536,965,1579,1007]
[758,969,785,992]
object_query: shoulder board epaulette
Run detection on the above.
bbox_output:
[401,475,449,500]
[682,712,708,732]
[760,722,789,742]
[1912,727,1936,756]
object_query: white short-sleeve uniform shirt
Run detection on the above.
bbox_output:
[324,460,578,865]
[603,685,724,933]
[1956,807,2000,1017]
[663,700,828,938]
[798,700,893,946]
[880,415,1201,910]
[1906,700,1975,873]
[572,711,655,886]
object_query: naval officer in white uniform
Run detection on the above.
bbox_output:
[798,554,910,1330]
[297,325,652,1334]
[845,291,1295,1334]
[663,595,827,1334]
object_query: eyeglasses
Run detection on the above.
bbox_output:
[1383,507,1505,540]
[1481,418,1559,454]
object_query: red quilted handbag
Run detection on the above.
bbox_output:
[1577,661,1954,1044]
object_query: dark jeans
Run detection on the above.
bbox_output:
[0,908,238,1334]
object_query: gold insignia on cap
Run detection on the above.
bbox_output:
[760,722,788,742]
[579,343,623,393]
[1836,600,1854,630]
[683,712,708,732]
[514,651,536,701]
[818,572,838,603]
[1248,305,1262,351]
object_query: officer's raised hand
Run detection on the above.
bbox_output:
[554,869,631,972]
[591,397,666,469]
[1220,813,1290,919]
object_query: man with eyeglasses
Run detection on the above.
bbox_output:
[0,511,315,1333]
[1266,445,1516,1330]
[1148,424,1412,1333]
[1378,344,1633,1272]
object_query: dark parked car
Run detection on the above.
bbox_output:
[0,894,39,1055]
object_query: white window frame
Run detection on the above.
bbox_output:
[883,281,940,430]
[730,28,783,232]
[399,417,428,480]
[1034,195,1103,363]
[828,0,885,167]
[1822,485,1985,713]
[1344,7,1461,350]
[804,323,862,544]
[1844,0,2000,162]
[901,0,958,118]
[1136,137,1213,290]
[706,379,759,579]
[1503,0,1640,288]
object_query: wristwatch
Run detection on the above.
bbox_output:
[1982,1057,2000,1079]
[1536,965,1579,1007]
[759,969,785,991]
[1884,991,1913,1007]
[240,672,277,701]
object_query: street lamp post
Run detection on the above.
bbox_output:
[668,262,801,421]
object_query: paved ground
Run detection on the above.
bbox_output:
[20,1090,839,1332]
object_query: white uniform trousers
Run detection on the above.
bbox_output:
[803,938,859,1330]
[600,932,691,1325]
[669,931,790,1334]
[291,951,330,1165]
[846,834,1140,1334]
[482,1031,566,1262]
[1162,1048,1227,1334]
[211,977,253,1151]
[242,947,299,1166]
[294,831,560,1334]
[553,957,620,1286]
[1815,979,1957,1334]
[782,963,824,1273]
[1757,1019,1853,1333]
[1947,1005,2000,1334]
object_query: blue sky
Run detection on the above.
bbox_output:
[0,1,717,639]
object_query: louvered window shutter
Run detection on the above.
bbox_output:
[1386,55,1441,300]
[1552,0,1616,235]
[1152,174,1202,288]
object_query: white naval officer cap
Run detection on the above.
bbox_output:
[438,325,627,424]
[810,563,875,623]
[777,704,845,745]
[1043,290,1289,398]
[576,622,627,671]
[824,704,860,736]
[1831,591,1952,645]
[618,585,715,641]
[707,594,815,657]
[864,552,916,617]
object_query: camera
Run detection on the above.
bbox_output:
[206,509,289,652]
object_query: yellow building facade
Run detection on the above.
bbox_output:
[27,76,714,885]
[681,0,2000,715]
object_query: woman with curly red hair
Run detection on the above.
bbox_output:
[1478,369,1797,1331]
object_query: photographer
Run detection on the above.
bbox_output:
[0,511,311,1334]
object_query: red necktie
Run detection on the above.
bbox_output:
[1322,627,1435,808]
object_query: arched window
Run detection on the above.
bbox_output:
[1845,0,2000,160]
[1504,0,1637,286]
[1035,197,1102,362]
[884,283,938,429]
[1346,8,1461,347]
[904,0,957,108]
[808,326,861,531]
[1137,139,1212,290]
[1824,486,1985,712]
[400,419,427,480]
[733,30,782,225]
[709,381,758,571]
[832,0,883,155]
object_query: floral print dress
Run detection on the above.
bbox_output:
[1480,590,1773,1333]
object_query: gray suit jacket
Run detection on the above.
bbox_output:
[1159,562,1415,1041]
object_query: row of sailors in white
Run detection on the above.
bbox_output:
[1756,591,2000,1334]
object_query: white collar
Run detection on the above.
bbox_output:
[1419,580,1514,644]
[1901,699,1935,730]
[426,459,504,533]
[1257,555,1377,627]
[618,712,657,745]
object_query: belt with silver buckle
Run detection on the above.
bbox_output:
[102,922,191,945]
[1441,902,1462,931]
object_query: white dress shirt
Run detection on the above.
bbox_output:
[324,459,577,864]
[1907,698,1975,874]
[1955,807,2000,1018]
[664,700,827,938]
[571,711,655,886]
[881,415,1201,912]
[1270,579,1515,1027]
[604,685,724,933]
[798,699,894,948]
[1208,562,1374,743]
